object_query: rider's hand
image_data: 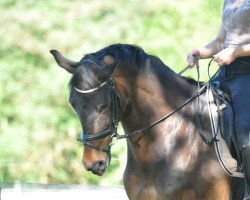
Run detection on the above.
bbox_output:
[186,49,201,67]
[213,47,237,66]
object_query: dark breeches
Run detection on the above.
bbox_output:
[227,75,250,151]
[223,57,250,152]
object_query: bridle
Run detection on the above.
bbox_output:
[76,57,216,154]
[75,76,124,153]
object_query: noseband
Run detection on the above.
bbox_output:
[76,76,124,153]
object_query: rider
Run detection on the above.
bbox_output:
[187,0,250,199]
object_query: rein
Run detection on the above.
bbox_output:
[76,57,216,152]
[119,84,207,140]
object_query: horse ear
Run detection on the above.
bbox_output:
[94,55,116,81]
[50,50,78,73]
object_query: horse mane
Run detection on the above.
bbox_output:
[69,44,157,89]
[69,44,199,89]
[181,76,202,86]
[82,43,158,69]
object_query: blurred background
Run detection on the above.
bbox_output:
[0,0,222,188]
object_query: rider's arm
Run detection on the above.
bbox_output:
[187,22,226,66]
[199,23,226,59]
[213,43,250,66]
[232,44,250,58]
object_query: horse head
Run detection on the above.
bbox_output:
[50,50,126,176]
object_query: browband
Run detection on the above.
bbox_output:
[74,81,108,94]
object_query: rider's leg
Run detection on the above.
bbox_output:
[242,145,250,200]
[226,74,250,200]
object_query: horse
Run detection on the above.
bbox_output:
[50,44,244,200]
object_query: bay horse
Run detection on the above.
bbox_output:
[50,44,244,200]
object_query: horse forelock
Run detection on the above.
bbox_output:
[69,62,101,91]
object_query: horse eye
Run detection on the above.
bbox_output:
[96,104,109,113]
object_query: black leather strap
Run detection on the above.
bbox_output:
[77,77,124,153]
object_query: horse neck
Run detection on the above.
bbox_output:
[118,64,199,133]
[116,67,204,170]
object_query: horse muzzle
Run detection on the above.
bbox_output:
[83,159,107,176]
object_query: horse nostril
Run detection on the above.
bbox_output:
[92,160,106,175]
[97,160,106,171]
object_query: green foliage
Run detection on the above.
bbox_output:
[0,0,222,185]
